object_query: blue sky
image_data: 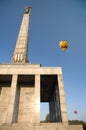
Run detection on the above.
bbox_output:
[0,0,86,121]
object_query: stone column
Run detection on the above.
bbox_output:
[57,74,68,125]
[49,93,56,122]
[12,6,32,63]
[55,83,62,122]
[49,102,52,121]
[52,95,56,122]
[6,75,18,123]
[0,87,1,94]
[0,87,1,98]
[49,100,53,122]
[34,75,40,123]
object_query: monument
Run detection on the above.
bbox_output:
[0,6,83,130]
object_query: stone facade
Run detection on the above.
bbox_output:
[0,6,83,130]
[0,65,65,123]
[0,65,83,130]
[0,123,83,130]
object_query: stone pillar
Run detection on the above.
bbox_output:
[52,95,56,122]
[13,87,20,123]
[12,6,32,63]
[6,75,18,123]
[34,75,40,123]
[49,102,52,121]
[0,87,1,98]
[49,99,54,122]
[57,74,68,125]
[0,87,1,94]
[49,91,55,122]
[0,86,11,124]
[49,83,61,122]
[55,83,62,122]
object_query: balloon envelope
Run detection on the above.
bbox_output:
[59,40,69,51]
[74,110,78,114]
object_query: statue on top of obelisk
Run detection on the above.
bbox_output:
[12,6,32,63]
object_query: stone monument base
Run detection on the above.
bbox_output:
[0,123,83,130]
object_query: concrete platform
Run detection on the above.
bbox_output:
[0,123,83,130]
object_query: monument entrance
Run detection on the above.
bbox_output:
[40,75,62,122]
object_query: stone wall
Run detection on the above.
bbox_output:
[0,65,83,130]
[0,123,83,130]
[69,125,83,130]
[18,87,35,123]
[0,87,11,124]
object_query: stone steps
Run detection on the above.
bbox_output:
[0,123,83,130]
[0,123,69,130]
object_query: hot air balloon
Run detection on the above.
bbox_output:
[59,40,69,51]
[74,110,78,114]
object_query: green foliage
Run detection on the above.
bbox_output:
[41,113,86,130]
[40,113,50,123]
[69,120,86,130]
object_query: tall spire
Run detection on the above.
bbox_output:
[12,6,32,63]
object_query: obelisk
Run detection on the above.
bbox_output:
[12,6,32,63]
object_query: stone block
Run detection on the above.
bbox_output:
[0,124,83,130]
[47,126,57,130]
[0,125,11,130]
[69,125,83,130]
[35,104,40,113]
[1,96,9,103]
[12,125,22,130]
[59,88,65,96]
[34,125,46,130]
[61,112,68,122]
[60,103,67,112]
[60,95,66,103]
[1,87,10,95]
[12,75,18,81]
[33,115,40,123]
[22,126,33,130]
